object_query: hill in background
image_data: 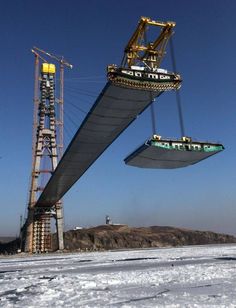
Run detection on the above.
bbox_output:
[1,225,235,254]
[52,225,236,251]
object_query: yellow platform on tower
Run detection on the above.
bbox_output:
[41,63,56,74]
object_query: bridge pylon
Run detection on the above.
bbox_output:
[24,58,64,253]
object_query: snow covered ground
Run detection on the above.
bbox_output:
[0,244,236,307]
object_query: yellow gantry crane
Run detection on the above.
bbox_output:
[122,16,175,70]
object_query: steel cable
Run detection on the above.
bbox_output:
[170,35,185,137]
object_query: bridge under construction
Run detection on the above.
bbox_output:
[21,17,223,253]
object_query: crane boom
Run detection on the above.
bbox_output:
[31,49,48,63]
[33,46,73,69]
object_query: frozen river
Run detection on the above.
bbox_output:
[0,244,236,307]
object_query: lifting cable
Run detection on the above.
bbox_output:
[169,36,185,137]
[150,94,157,134]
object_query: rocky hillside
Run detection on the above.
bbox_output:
[1,225,235,254]
[52,225,236,251]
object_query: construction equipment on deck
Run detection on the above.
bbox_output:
[107,17,181,91]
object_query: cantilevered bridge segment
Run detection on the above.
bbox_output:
[36,84,163,207]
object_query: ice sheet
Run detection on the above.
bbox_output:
[0,244,236,307]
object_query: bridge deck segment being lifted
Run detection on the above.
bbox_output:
[124,136,224,169]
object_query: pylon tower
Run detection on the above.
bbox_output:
[25,62,64,253]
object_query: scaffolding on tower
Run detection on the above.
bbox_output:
[23,48,72,253]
